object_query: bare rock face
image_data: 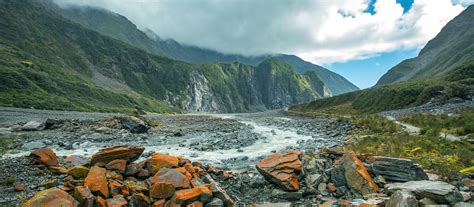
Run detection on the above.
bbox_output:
[341,152,381,196]
[366,156,428,182]
[385,191,419,207]
[385,180,464,205]
[256,150,302,191]
[90,146,145,165]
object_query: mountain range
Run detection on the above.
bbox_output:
[0,0,358,113]
[290,5,474,114]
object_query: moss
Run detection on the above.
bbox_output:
[1,175,16,185]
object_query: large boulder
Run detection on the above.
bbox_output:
[22,187,78,207]
[149,168,190,189]
[146,152,180,173]
[21,121,45,131]
[385,191,419,207]
[120,116,149,134]
[30,148,59,166]
[84,166,109,198]
[385,180,464,204]
[367,156,428,182]
[90,146,145,165]
[256,150,302,191]
[341,152,381,196]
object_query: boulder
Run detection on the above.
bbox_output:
[120,116,150,133]
[203,174,235,206]
[30,148,59,166]
[68,166,90,179]
[256,150,302,191]
[385,180,464,204]
[21,121,45,131]
[105,159,127,173]
[149,168,190,189]
[90,146,145,165]
[172,188,202,205]
[108,180,123,196]
[367,156,428,182]
[106,197,128,207]
[385,191,419,207]
[45,118,63,130]
[150,182,175,199]
[73,186,95,207]
[146,152,180,173]
[84,166,109,198]
[129,193,150,207]
[341,152,381,196]
[22,187,78,207]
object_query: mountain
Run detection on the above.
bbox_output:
[290,6,474,115]
[54,4,358,95]
[377,5,474,85]
[0,0,325,113]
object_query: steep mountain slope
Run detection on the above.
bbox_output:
[290,6,474,115]
[55,4,358,95]
[377,5,474,85]
[0,0,324,112]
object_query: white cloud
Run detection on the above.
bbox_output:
[54,0,470,64]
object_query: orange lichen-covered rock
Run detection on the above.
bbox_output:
[109,180,123,196]
[73,186,95,207]
[176,167,193,181]
[96,196,107,207]
[30,148,59,166]
[106,197,128,207]
[172,188,202,204]
[149,168,190,189]
[150,182,176,199]
[106,159,127,173]
[255,150,302,191]
[146,152,179,173]
[342,152,381,196]
[90,146,144,165]
[22,187,78,207]
[84,166,109,198]
[186,201,204,207]
[152,199,166,207]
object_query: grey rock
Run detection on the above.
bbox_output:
[330,165,347,188]
[385,181,464,204]
[120,117,149,134]
[385,191,419,207]
[45,118,63,129]
[370,156,428,182]
[271,189,302,201]
[21,121,45,131]
[305,174,322,190]
[22,141,46,150]
[454,202,474,207]
[205,198,224,207]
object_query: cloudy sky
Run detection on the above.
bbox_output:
[54,0,474,88]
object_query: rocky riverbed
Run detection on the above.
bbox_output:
[0,107,472,206]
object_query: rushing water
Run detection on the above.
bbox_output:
[2,112,329,170]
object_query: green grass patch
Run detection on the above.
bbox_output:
[0,134,22,155]
[343,134,474,178]
[348,115,402,135]
[401,109,474,137]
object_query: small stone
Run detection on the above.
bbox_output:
[385,191,418,207]
[419,197,437,205]
[205,198,224,207]
[129,193,150,207]
[107,197,128,207]
[153,199,166,207]
[318,183,327,192]
[14,183,25,191]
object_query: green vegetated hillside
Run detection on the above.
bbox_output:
[290,6,474,116]
[0,0,326,113]
[289,62,474,115]
[377,5,474,85]
[55,4,358,96]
